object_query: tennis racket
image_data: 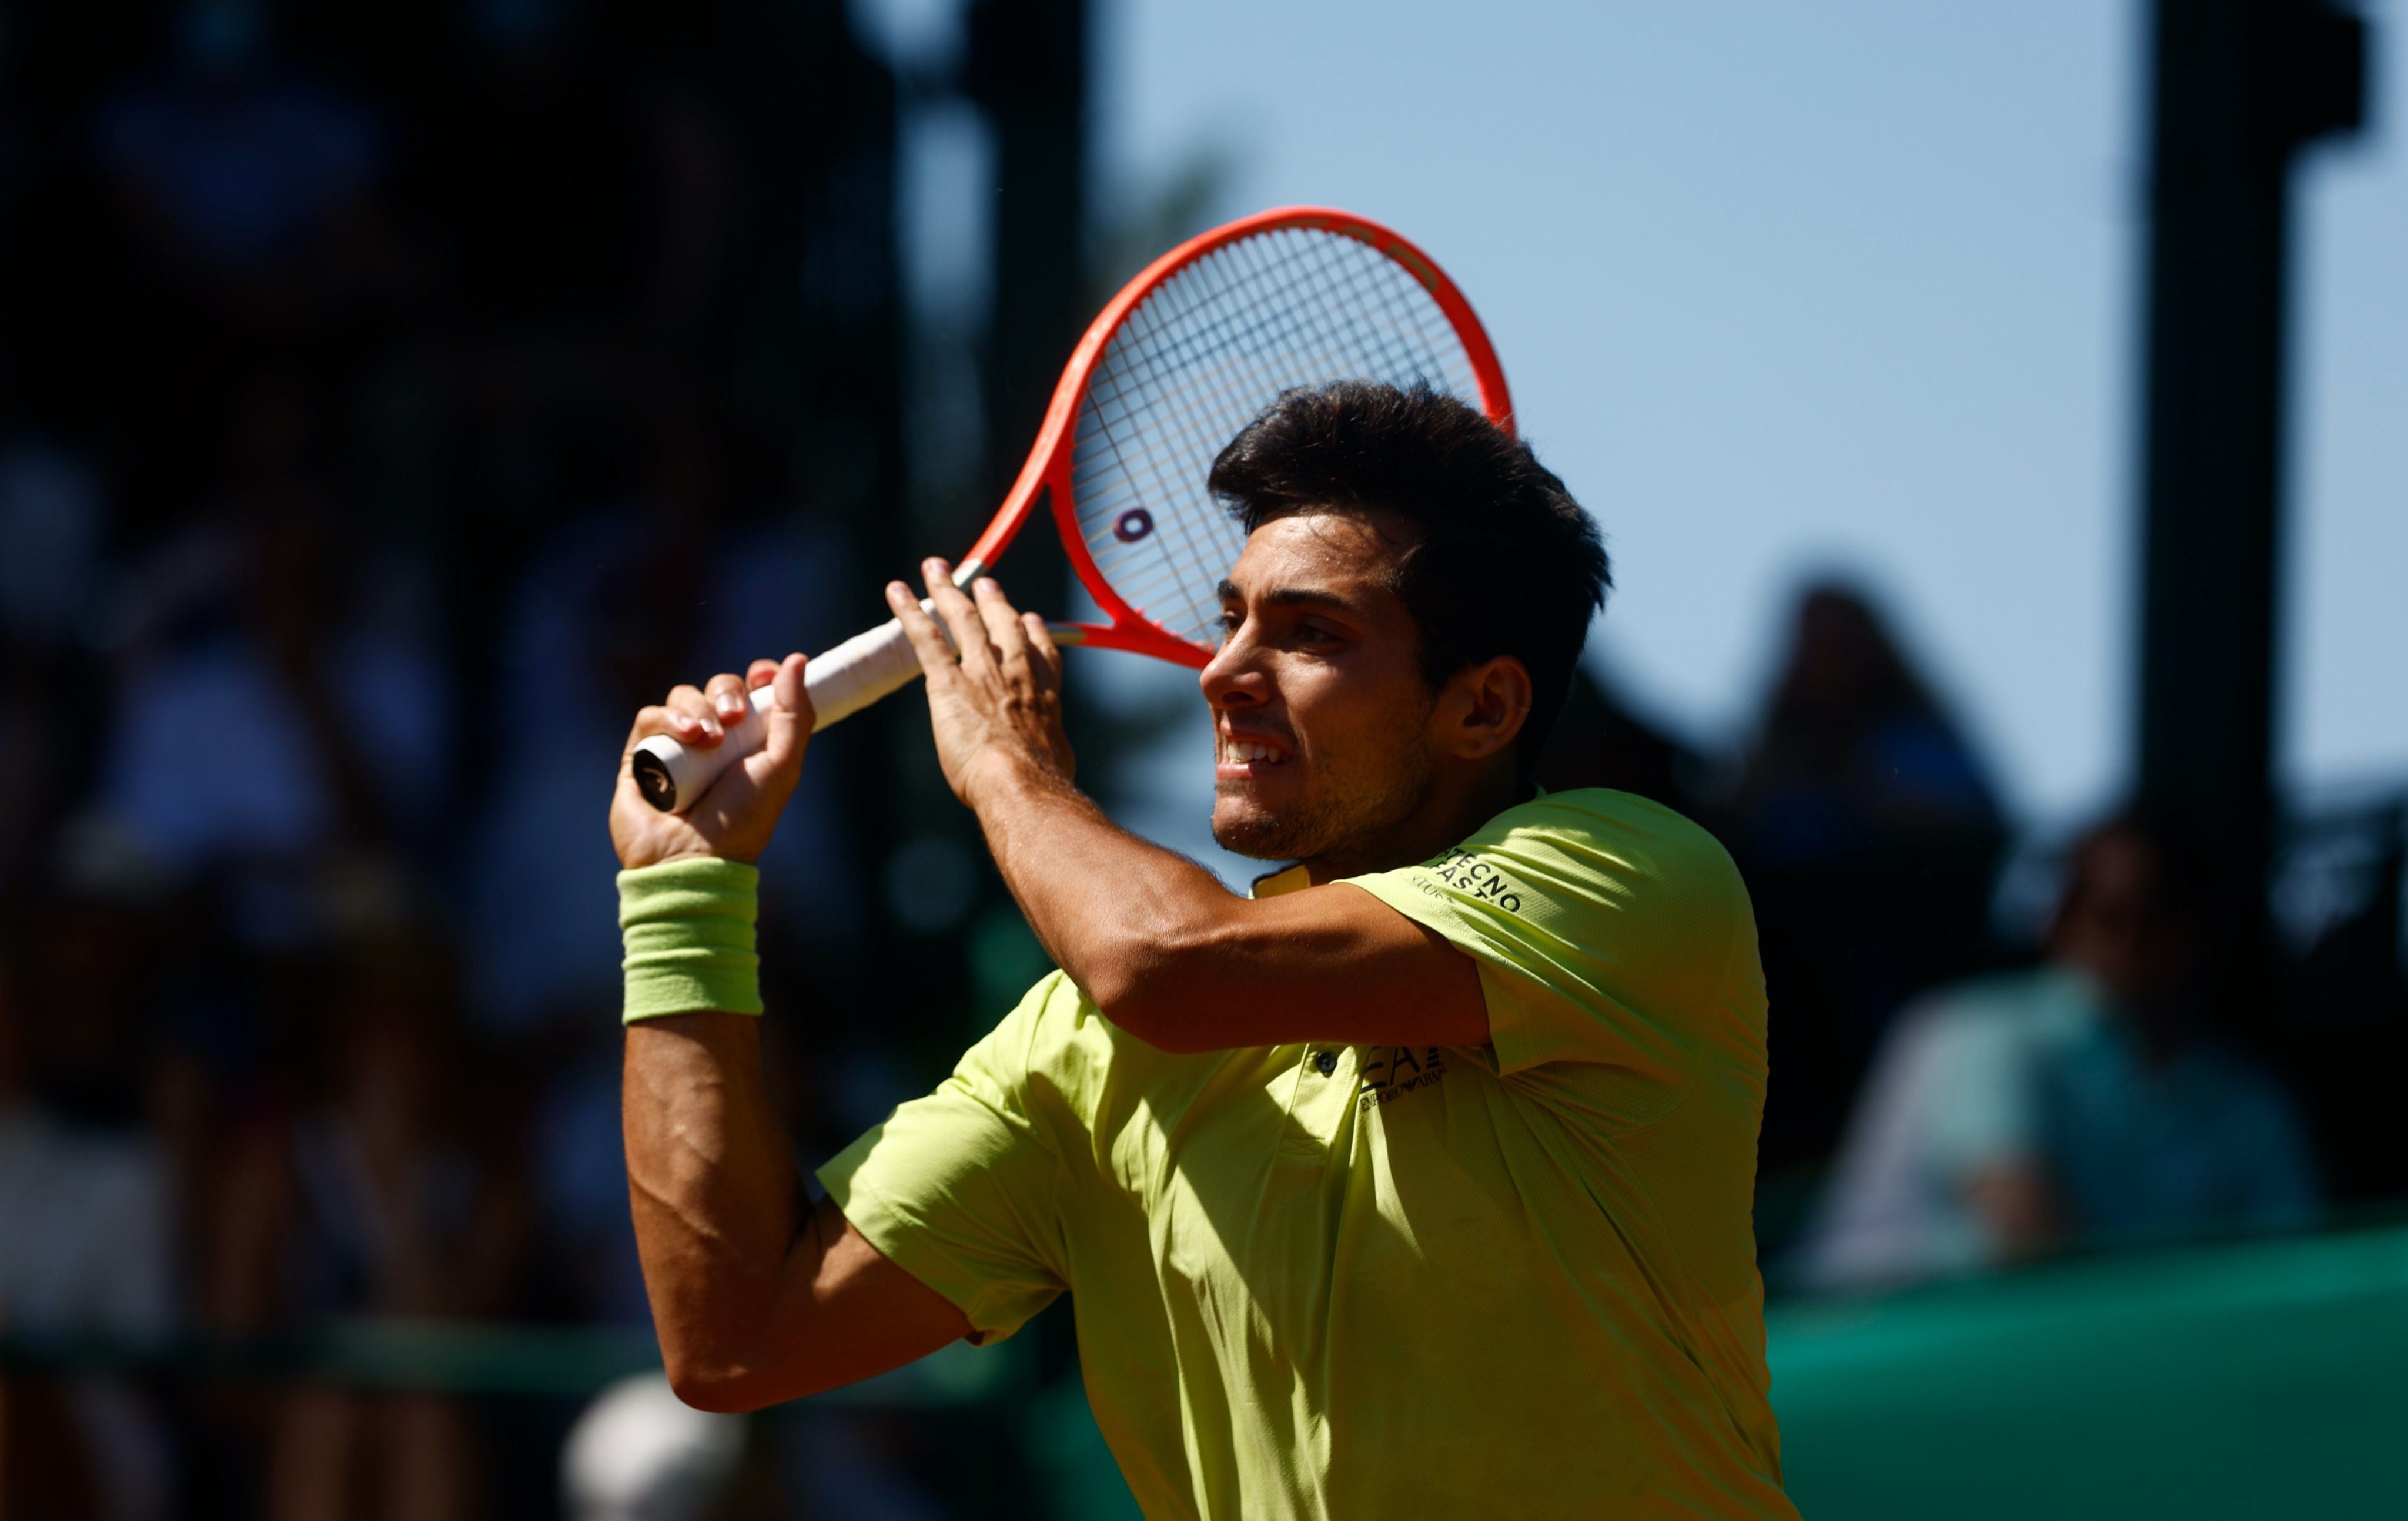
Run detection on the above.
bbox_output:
[632,205,1513,813]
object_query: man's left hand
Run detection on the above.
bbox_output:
[888,559,1075,808]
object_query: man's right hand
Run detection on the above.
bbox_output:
[611,654,813,870]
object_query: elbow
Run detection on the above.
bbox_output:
[1083,930,1221,1054]
[655,1317,799,1414]
[661,1353,782,1415]
[1082,967,1163,1048]
[1077,893,1274,1053]
[663,1369,751,1416]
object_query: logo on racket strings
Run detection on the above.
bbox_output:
[1113,509,1154,543]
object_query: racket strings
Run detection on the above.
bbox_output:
[1094,243,1471,601]
[1082,259,1450,634]
[1129,239,1464,619]
[1100,236,1450,501]
[1072,227,1481,645]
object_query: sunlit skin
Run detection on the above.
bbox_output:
[611,508,1540,1411]
[1204,510,1529,880]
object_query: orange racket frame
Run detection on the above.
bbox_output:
[961,205,1516,669]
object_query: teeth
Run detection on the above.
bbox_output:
[1225,741,1281,764]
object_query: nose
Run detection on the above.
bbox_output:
[1200,628,1269,711]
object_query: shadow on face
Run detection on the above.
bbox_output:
[1200,511,1437,867]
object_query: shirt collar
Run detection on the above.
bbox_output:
[1248,863,1313,899]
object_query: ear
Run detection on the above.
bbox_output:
[1436,656,1534,763]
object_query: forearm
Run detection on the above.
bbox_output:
[616,857,811,1402]
[892,566,1486,1052]
[968,761,1488,1053]
[623,1014,809,1400]
[970,762,1241,1018]
[610,661,974,1409]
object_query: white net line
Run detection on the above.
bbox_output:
[1070,227,1483,646]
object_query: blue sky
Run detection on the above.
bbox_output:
[865,0,2405,832]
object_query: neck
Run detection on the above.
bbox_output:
[1301,762,1523,885]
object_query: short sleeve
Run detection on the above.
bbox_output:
[817,977,1074,1344]
[1343,790,1752,1085]
[1914,1002,2043,1179]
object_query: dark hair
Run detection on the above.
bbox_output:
[1208,381,1610,780]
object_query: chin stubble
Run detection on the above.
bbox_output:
[1210,739,1434,867]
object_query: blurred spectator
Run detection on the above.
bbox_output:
[464,405,857,1036]
[0,429,109,650]
[461,404,855,1326]
[207,932,524,1521]
[101,374,449,949]
[86,0,410,554]
[0,0,929,1510]
[1725,581,2009,1178]
[0,426,111,887]
[95,0,393,317]
[0,848,180,1519]
[1797,812,2322,1294]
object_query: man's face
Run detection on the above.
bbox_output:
[1200,510,1439,866]
[2051,830,2199,1011]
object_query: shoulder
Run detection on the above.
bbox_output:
[1443,788,1748,923]
[1503,787,1740,873]
[1897,968,2093,1067]
[1347,789,1754,1038]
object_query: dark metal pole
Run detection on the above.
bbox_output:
[2135,0,2366,969]
[968,0,1090,519]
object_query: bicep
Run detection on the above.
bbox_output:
[1123,883,1489,1053]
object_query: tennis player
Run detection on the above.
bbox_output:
[612,383,1797,1518]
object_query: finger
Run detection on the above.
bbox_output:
[665,683,724,743]
[972,578,1032,673]
[1022,612,1063,687]
[746,658,782,690]
[923,558,996,676]
[757,653,812,769]
[887,579,962,681]
[703,672,751,726]
[623,703,694,756]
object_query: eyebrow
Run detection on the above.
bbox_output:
[1216,579,1358,613]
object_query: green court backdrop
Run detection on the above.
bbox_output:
[1033,1224,2408,1517]
[1767,1224,2408,1517]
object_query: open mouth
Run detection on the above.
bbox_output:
[1216,734,1293,780]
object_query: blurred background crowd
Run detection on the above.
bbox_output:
[0,1,2399,1518]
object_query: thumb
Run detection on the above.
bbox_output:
[758,652,813,772]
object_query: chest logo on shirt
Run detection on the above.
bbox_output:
[1423,847,1526,914]
[1357,1046,1450,1111]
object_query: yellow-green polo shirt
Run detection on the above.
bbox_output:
[819,788,1795,1519]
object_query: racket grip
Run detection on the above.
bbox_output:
[628,616,927,813]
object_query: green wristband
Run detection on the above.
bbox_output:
[619,857,764,1022]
